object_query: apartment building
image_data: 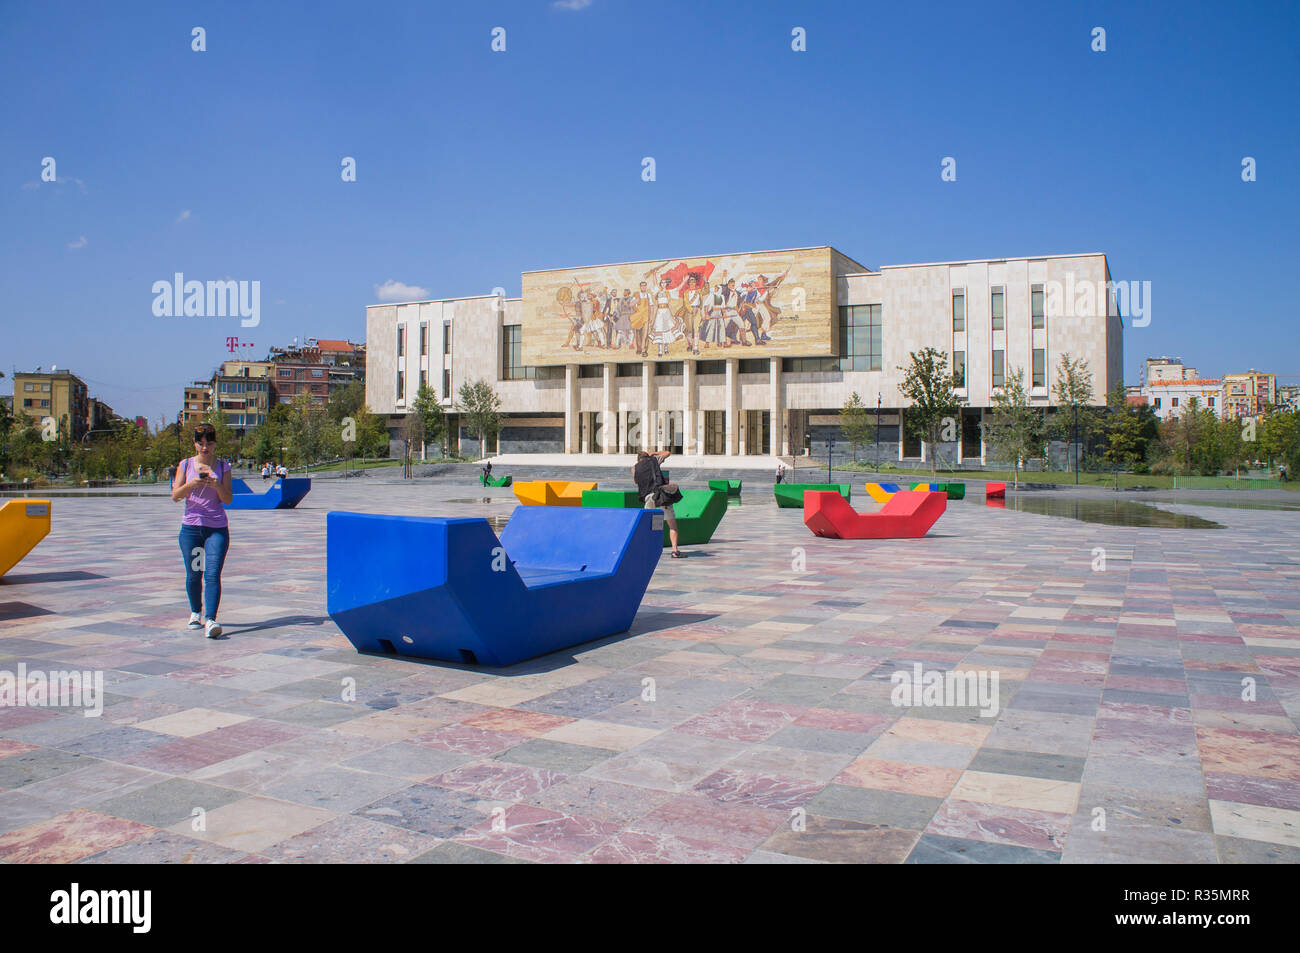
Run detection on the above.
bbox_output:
[12,369,90,440]
[1221,371,1277,418]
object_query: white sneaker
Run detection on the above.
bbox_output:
[205,619,223,639]
[188,612,203,629]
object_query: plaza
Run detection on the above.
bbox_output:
[1,471,1297,864]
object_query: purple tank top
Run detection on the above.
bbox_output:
[180,457,230,528]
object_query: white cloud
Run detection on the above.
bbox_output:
[21,181,39,191]
[552,0,593,9]
[67,236,87,249]
[176,209,191,223]
[374,279,430,302]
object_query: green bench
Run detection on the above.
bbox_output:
[581,489,641,508]
[910,481,965,500]
[581,488,726,547]
[708,479,742,496]
[774,483,851,508]
[480,474,512,487]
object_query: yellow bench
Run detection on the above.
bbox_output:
[0,499,51,577]
[512,481,598,507]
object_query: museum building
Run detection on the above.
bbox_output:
[365,246,1122,464]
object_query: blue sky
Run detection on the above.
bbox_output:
[2,0,1297,423]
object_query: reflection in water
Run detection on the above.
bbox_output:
[1006,496,1223,528]
[1143,499,1300,513]
[486,514,511,532]
[444,498,506,504]
[985,498,1006,509]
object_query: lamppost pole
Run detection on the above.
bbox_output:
[827,434,834,484]
[875,393,882,472]
[1073,403,1079,486]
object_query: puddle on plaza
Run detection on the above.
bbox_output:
[1003,496,1224,528]
[444,497,509,504]
[1141,498,1300,512]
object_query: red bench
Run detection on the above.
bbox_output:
[803,490,946,540]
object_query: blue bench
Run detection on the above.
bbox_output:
[223,477,312,510]
[326,506,663,666]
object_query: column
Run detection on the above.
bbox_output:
[564,363,578,454]
[602,363,615,454]
[897,407,905,462]
[725,358,739,456]
[641,361,653,453]
[956,412,963,465]
[683,360,695,455]
[769,359,781,456]
[979,408,987,466]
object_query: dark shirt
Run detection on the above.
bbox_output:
[633,456,664,501]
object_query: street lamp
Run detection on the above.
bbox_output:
[827,434,835,483]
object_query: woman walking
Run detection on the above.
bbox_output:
[172,423,233,638]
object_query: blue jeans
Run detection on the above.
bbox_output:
[179,525,230,619]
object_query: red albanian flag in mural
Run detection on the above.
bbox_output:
[662,259,715,292]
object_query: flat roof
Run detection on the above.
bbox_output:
[840,252,1106,277]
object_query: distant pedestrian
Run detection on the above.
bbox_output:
[172,423,233,639]
[775,463,785,484]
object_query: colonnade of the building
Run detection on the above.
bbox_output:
[557,359,989,461]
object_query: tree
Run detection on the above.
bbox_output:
[1101,385,1157,488]
[1051,353,1098,474]
[201,407,239,463]
[982,367,1044,488]
[411,385,445,459]
[328,380,366,424]
[840,393,874,463]
[457,378,502,460]
[284,394,329,469]
[897,348,962,476]
[1157,397,1215,475]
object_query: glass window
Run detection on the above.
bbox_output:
[1154,397,1161,409]
[616,362,642,378]
[1031,285,1045,329]
[1172,397,1179,407]
[535,366,565,380]
[419,369,427,390]
[397,326,405,357]
[502,326,535,380]
[782,357,838,372]
[578,364,602,378]
[738,358,769,374]
[952,292,965,332]
[420,323,428,356]
[837,304,882,371]
[656,362,683,376]
[991,288,1004,331]
[443,323,451,355]
[396,370,405,401]
[310,369,323,378]
[992,350,1005,388]
[442,369,450,399]
[696,360,726,375]
[23,383,33,391]
[953,351,966,388]
[1032,348,1045,387]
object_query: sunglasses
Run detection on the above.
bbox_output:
[194,432,217,443]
